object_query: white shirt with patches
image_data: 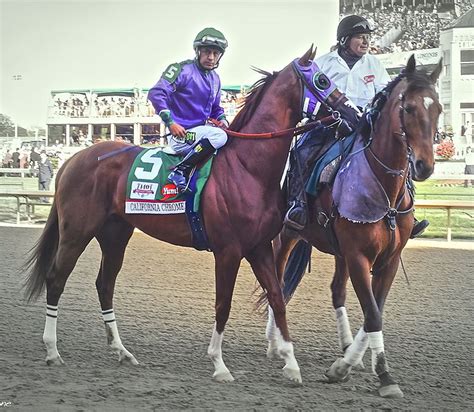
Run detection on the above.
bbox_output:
[315,50,391,109]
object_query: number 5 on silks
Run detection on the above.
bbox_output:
[135,149,163,180]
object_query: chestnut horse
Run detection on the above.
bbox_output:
[265,55,442,397]
[24,46,353,384]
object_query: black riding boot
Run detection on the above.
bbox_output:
[283,158,308,231]
[406,170,430,238]
[410,218,429,239]
[168,138,215,193]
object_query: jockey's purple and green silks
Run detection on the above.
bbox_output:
[148,59,226,129]
[292,58,337,120]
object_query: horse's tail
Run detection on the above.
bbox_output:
[23,201,60,302]
[282,240,312,303]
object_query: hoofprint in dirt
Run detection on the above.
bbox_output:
[1,227,473,411]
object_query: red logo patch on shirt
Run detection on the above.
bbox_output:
[364,75,375,84]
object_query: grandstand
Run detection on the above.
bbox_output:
[43,1,473,150]
[45,86,245,146]
[338,1,473,145]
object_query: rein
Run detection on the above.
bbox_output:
[210,114,339,139]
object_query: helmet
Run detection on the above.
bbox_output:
[193,27,228,53]
[337,15,374,42]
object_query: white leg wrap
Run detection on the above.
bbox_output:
[335,307,353,351]
[368,331,386,375]
[207,323,233,381]
[43,305,60,361]
[343,327,368,366]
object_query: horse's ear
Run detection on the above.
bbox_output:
[310,45,317,61]
[430,58,443,83]
[406,54,416,73]
[298,45,314,66]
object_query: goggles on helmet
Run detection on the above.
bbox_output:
[200,35,228,49]
[352,20,374,32]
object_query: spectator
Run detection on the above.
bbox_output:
[465,121,472,146]
[464,146,474,188]
[37,151,54,202]
[11,148,20,168]
[2,150,13,168]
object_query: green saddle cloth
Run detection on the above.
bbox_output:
[125,147,213,214]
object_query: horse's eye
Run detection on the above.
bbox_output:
[404,105,415,114]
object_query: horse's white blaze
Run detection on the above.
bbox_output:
[343,327,368,366]
[368,330,385,375]
[207,323,232,379]
[423,96,434,110]
[43,305,60,361]
[335,306,353,350]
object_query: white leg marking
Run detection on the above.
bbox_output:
[207,323,234,382]
[43,305,64,365]
[274,327,302,383]
[266,307,280,359]
[102,309,138,365]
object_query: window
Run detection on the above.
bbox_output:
[460,50,474,75]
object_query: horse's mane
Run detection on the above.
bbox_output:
[358,67,435,139]
[229,68,279,131]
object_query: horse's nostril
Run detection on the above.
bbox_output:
[415,160,424,171]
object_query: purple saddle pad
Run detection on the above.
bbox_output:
[332,138,390,223]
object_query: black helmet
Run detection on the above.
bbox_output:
[193,27,228,54]
[337,15,374,42]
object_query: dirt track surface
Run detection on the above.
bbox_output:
[1,227,473,411]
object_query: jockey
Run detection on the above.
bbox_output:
[148,27,229,193]
[284,15,429,238]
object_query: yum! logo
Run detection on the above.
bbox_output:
[161,183,179,201]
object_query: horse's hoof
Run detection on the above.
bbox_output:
[213,370,235,383]
[325,358,351,383]
[118,351,139,365]
[283,366,302,384]
[46,355,64,366]
[379,384,404,398]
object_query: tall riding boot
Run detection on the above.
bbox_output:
[410,218,429,239]
[406,170,430,239]
[168,138,215,193]
[283,154,308,231]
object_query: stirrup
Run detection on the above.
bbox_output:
[284,203,307,231]
[168,170,192,194]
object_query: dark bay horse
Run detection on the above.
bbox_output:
[266,55,442,397]
[24,46,353,384]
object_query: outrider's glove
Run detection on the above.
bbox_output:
[334,95,362,132]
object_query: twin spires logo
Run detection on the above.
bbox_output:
[130,181,158,200]
[161,183,179,201]
[132,182,154,196]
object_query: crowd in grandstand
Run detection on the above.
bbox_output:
[50,90,241,119]
[342,0,473,54]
